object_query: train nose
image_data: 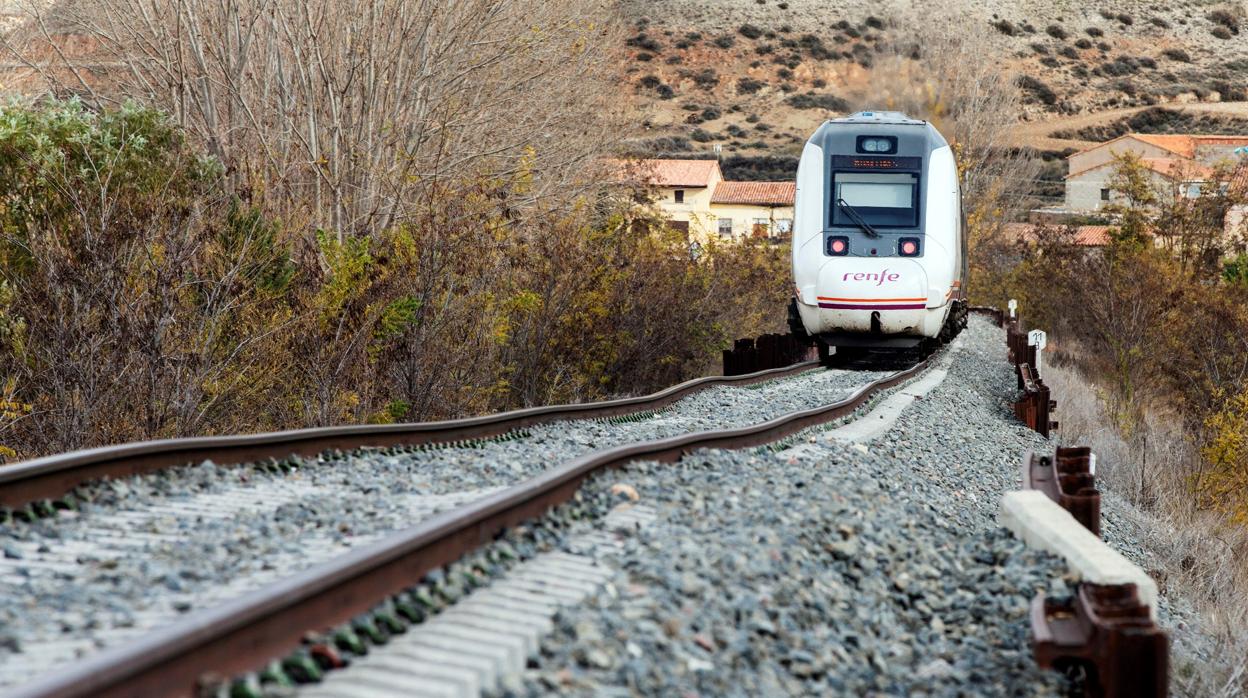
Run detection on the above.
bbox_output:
[814,260,929,333]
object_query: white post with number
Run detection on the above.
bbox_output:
[1028,329,1047,378]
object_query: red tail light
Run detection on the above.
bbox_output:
[828,236,849,256]
[899,237,920,256]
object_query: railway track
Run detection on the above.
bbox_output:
[0,357,923,696]
[1,314,1179,697]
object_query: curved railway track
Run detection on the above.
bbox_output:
[0,361,822,512]
[0,357,929,697]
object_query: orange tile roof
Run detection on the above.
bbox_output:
[1131,134,1197,158]
[1139,157,1214,180]
[1066,156,1214,180]
[1004,223,1111,246]
[711,181,795,205]
[1068,133,1248,160]
[610,158,720,187]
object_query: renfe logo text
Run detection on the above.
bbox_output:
[843,270,900,286]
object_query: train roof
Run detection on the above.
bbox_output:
[809,111,948,153]
[829,111,927,126]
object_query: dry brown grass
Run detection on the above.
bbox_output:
[1044,354,1248,697]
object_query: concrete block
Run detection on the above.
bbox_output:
[999,490,1157,617]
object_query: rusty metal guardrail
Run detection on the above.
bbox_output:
[723,333,812,376]
[7,361,929,698]
[1024,447,1100,537]
[0,361,820,513]
[1012,424,1165,694]
[999,304,1057,438]
[988,304,1167,696]
[1015,363,1057,438]
[1032,583,1169,698]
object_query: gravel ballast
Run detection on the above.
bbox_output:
[523,317,1074,696]
[0,364,887,688]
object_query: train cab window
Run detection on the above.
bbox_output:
[831,171,918,228]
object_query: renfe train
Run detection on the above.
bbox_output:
[788,111,968,365]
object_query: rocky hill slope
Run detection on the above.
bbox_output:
[618,0,1248,178]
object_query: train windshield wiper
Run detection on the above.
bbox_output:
[836,198,881,238]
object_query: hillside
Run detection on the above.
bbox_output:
[618,0,1248,180]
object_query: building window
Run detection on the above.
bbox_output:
[752,218,770,237]
[674,190,684,203]
[775,219,793,236]
[1100,188,1110,201]
[718,218,733,237]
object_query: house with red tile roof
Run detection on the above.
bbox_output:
[608,159,794,242]
[1064,133,1248,212]
[1004,223,1112,248]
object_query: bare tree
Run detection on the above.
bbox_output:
[4,0,624,239]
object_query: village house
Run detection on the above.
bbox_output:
[1062,133,1248,212]
[617,159,795,243]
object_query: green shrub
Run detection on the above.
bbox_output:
[992,19,1019,36]
[737,77,765,94]
[738,23,764,39]
[693,68,719,88]
[1017,75,1058,105]
[1209,9,1241,34]
[783,92,851,111]
[627,33,662,52]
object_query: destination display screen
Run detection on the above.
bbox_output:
[832,155,922,170]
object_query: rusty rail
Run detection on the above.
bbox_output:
[723,333,812,376]
[1014,363,1057,438]
[7,361,928,698]
[1000,309,1057,437]
[1024,447,1101,537]
[1006,315,1034,376]
[1032,583,1169,698]
[0,361,821,512]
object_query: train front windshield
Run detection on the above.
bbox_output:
[831,172,919,228]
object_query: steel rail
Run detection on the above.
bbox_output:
[9,360,927,698]
[0,361,819,509]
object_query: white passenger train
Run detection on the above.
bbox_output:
[787,111,968,365]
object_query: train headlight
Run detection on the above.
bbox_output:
[899,237,920,256]
[827,236,849,256]
[856,136,897,154]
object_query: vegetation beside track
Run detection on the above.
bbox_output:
[0,101,787,460]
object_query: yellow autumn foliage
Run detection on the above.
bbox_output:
[1199,388,1248,524]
